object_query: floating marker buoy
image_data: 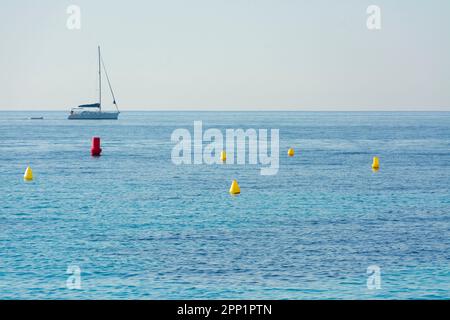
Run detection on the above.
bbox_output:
[372,156,380,170]
[91,137,102,156]
[229,180,241,195]
[24,166,33,181]
[220,151,227,162]
[288,148,295,157]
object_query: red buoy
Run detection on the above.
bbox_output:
[91,137,102,156]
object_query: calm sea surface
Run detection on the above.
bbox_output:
[0,111,449,299]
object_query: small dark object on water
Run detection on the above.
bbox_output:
[29,117,44,120]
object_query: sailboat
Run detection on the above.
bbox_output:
[68,46,120,120]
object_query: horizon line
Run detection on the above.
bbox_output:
[1,108,450,112]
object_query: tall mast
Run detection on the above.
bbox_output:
[100,52,120,113]
[98,46,102,110]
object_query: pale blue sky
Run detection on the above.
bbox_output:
[0,0,449,110]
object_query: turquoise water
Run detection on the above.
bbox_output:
[0,111,450,299]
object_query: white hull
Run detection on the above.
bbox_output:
[68,111,119,120]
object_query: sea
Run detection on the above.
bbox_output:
[0,111,449,299]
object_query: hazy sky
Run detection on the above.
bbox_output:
[0,0,449,110]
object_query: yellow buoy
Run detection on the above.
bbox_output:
[288,148,295,157]
[372,156,380,170]
[220,151,227,162]
[24,166,33,181]
[229,179,241,195]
